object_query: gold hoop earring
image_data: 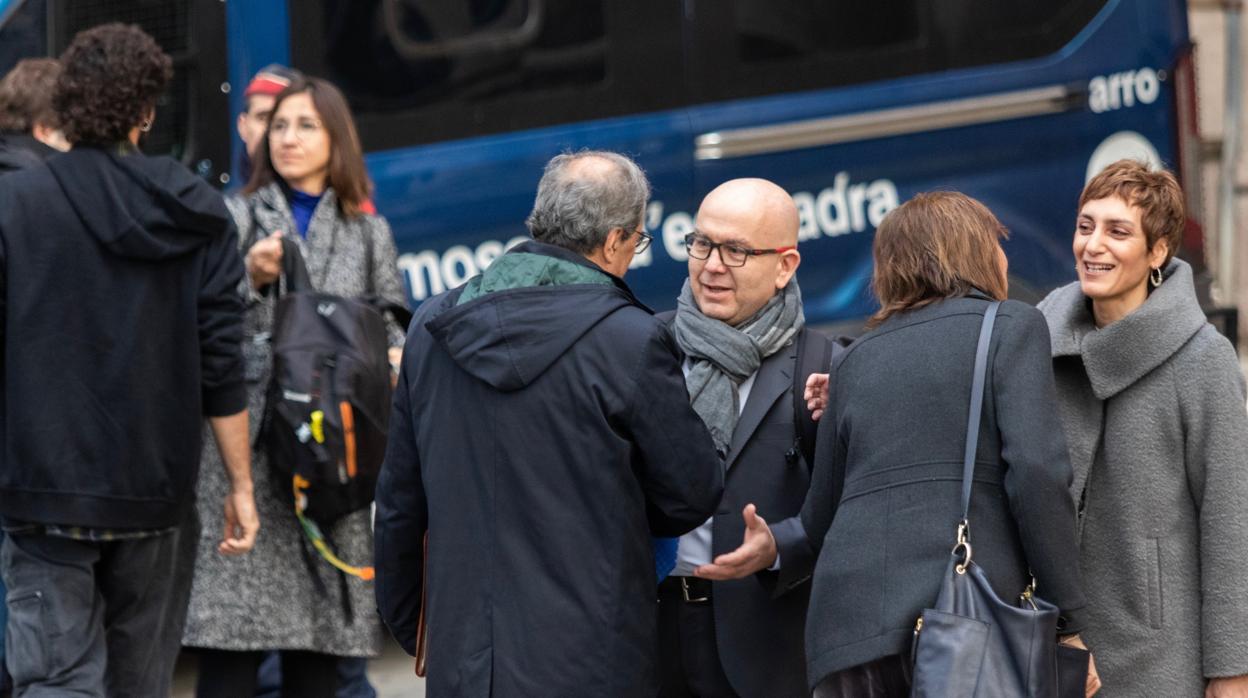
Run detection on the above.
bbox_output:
[1150,266,1164,288]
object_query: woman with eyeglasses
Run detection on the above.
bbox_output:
[182,76,408,698]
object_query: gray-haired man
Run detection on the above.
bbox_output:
[375,151,724,696]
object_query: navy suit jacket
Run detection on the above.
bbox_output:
[664,314,832,698]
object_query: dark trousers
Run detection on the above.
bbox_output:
[256,651,375,698]
[195,648,337,698]
[1,524,195,698]
[657,577,738,698]
[813,655,910,698]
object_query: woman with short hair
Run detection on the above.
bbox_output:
[1038,160,1248,696]
[183,76,407,698]
[801,192,1093,695]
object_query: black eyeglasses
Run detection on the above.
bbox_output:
[684,233,795,267]
[633,228,653,253]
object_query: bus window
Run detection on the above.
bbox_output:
[735,1,921,61]
[290,0,685,152]
[0,0,48,75]
[689,0,1108,104]
[43,0,229,179]
[933,1,1110,70]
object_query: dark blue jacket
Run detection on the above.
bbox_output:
[0,146,246,529]
[375,241,723,697]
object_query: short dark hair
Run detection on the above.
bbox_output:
[54,23,172,146]
[870,191,1009,328]
[1079,160,1184,267]
[0,58,61,132]
[244,77,372,218]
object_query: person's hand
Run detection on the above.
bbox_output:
[389,346,403,388]
[219,487,259,555]
[1060,634,1101,697]
[1206,675,1248,698]
[805,373,830,421]
[693,504,776,580]
[246,231,284,289]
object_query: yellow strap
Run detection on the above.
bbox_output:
[292,477,375,581]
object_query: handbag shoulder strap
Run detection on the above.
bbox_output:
[278,236,314,295]
[960,301,1002,525]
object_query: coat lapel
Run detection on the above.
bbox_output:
[253,184,294,247]
[724,342,795,468]
[301,189,340,288]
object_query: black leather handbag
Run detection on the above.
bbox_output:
[909,301,1088,698]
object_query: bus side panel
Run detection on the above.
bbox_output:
[687,0,1186,325]
[367,113,697,309]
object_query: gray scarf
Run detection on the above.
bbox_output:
[673,279,805,453]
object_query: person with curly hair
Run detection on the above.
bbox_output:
[0,22,258,696]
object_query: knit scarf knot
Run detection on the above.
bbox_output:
[672,279,804,453]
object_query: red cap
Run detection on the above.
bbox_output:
[243,64,300,98]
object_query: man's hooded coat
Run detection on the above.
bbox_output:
[375,240,723,697]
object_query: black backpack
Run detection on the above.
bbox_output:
[259,237,397,581]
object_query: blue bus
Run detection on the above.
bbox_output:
[0,0,1212,329]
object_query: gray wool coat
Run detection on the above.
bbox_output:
[1038,258,1248,697]
[183,183,407,655]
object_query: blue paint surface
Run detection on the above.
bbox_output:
[228,0,1191,324]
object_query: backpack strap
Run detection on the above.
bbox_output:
[791,328,836,469]
[278,237,314,296]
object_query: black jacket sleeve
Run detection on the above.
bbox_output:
[994,305,1088,632]
[375,360,427,655]
[198,222,247,416]
[624,324,724,537]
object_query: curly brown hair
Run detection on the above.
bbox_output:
[54,23,172,146]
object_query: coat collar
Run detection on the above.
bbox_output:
[509,239,652,313]
[1039,258,1206,399]
[255,182,342,285]
[724,339,795,468]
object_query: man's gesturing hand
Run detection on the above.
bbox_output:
[693,504,777,580]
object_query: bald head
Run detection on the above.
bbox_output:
[689,178,801,326]
[697,178,799,248]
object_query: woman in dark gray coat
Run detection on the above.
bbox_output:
[802,193,1093,695]
[1038,160,1248,697]
[183,77,407,697]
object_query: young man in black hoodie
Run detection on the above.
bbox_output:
[0,24,258,695]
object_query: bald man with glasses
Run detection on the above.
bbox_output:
[656,178,839,698]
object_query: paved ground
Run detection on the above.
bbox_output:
[172,638,426,697]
